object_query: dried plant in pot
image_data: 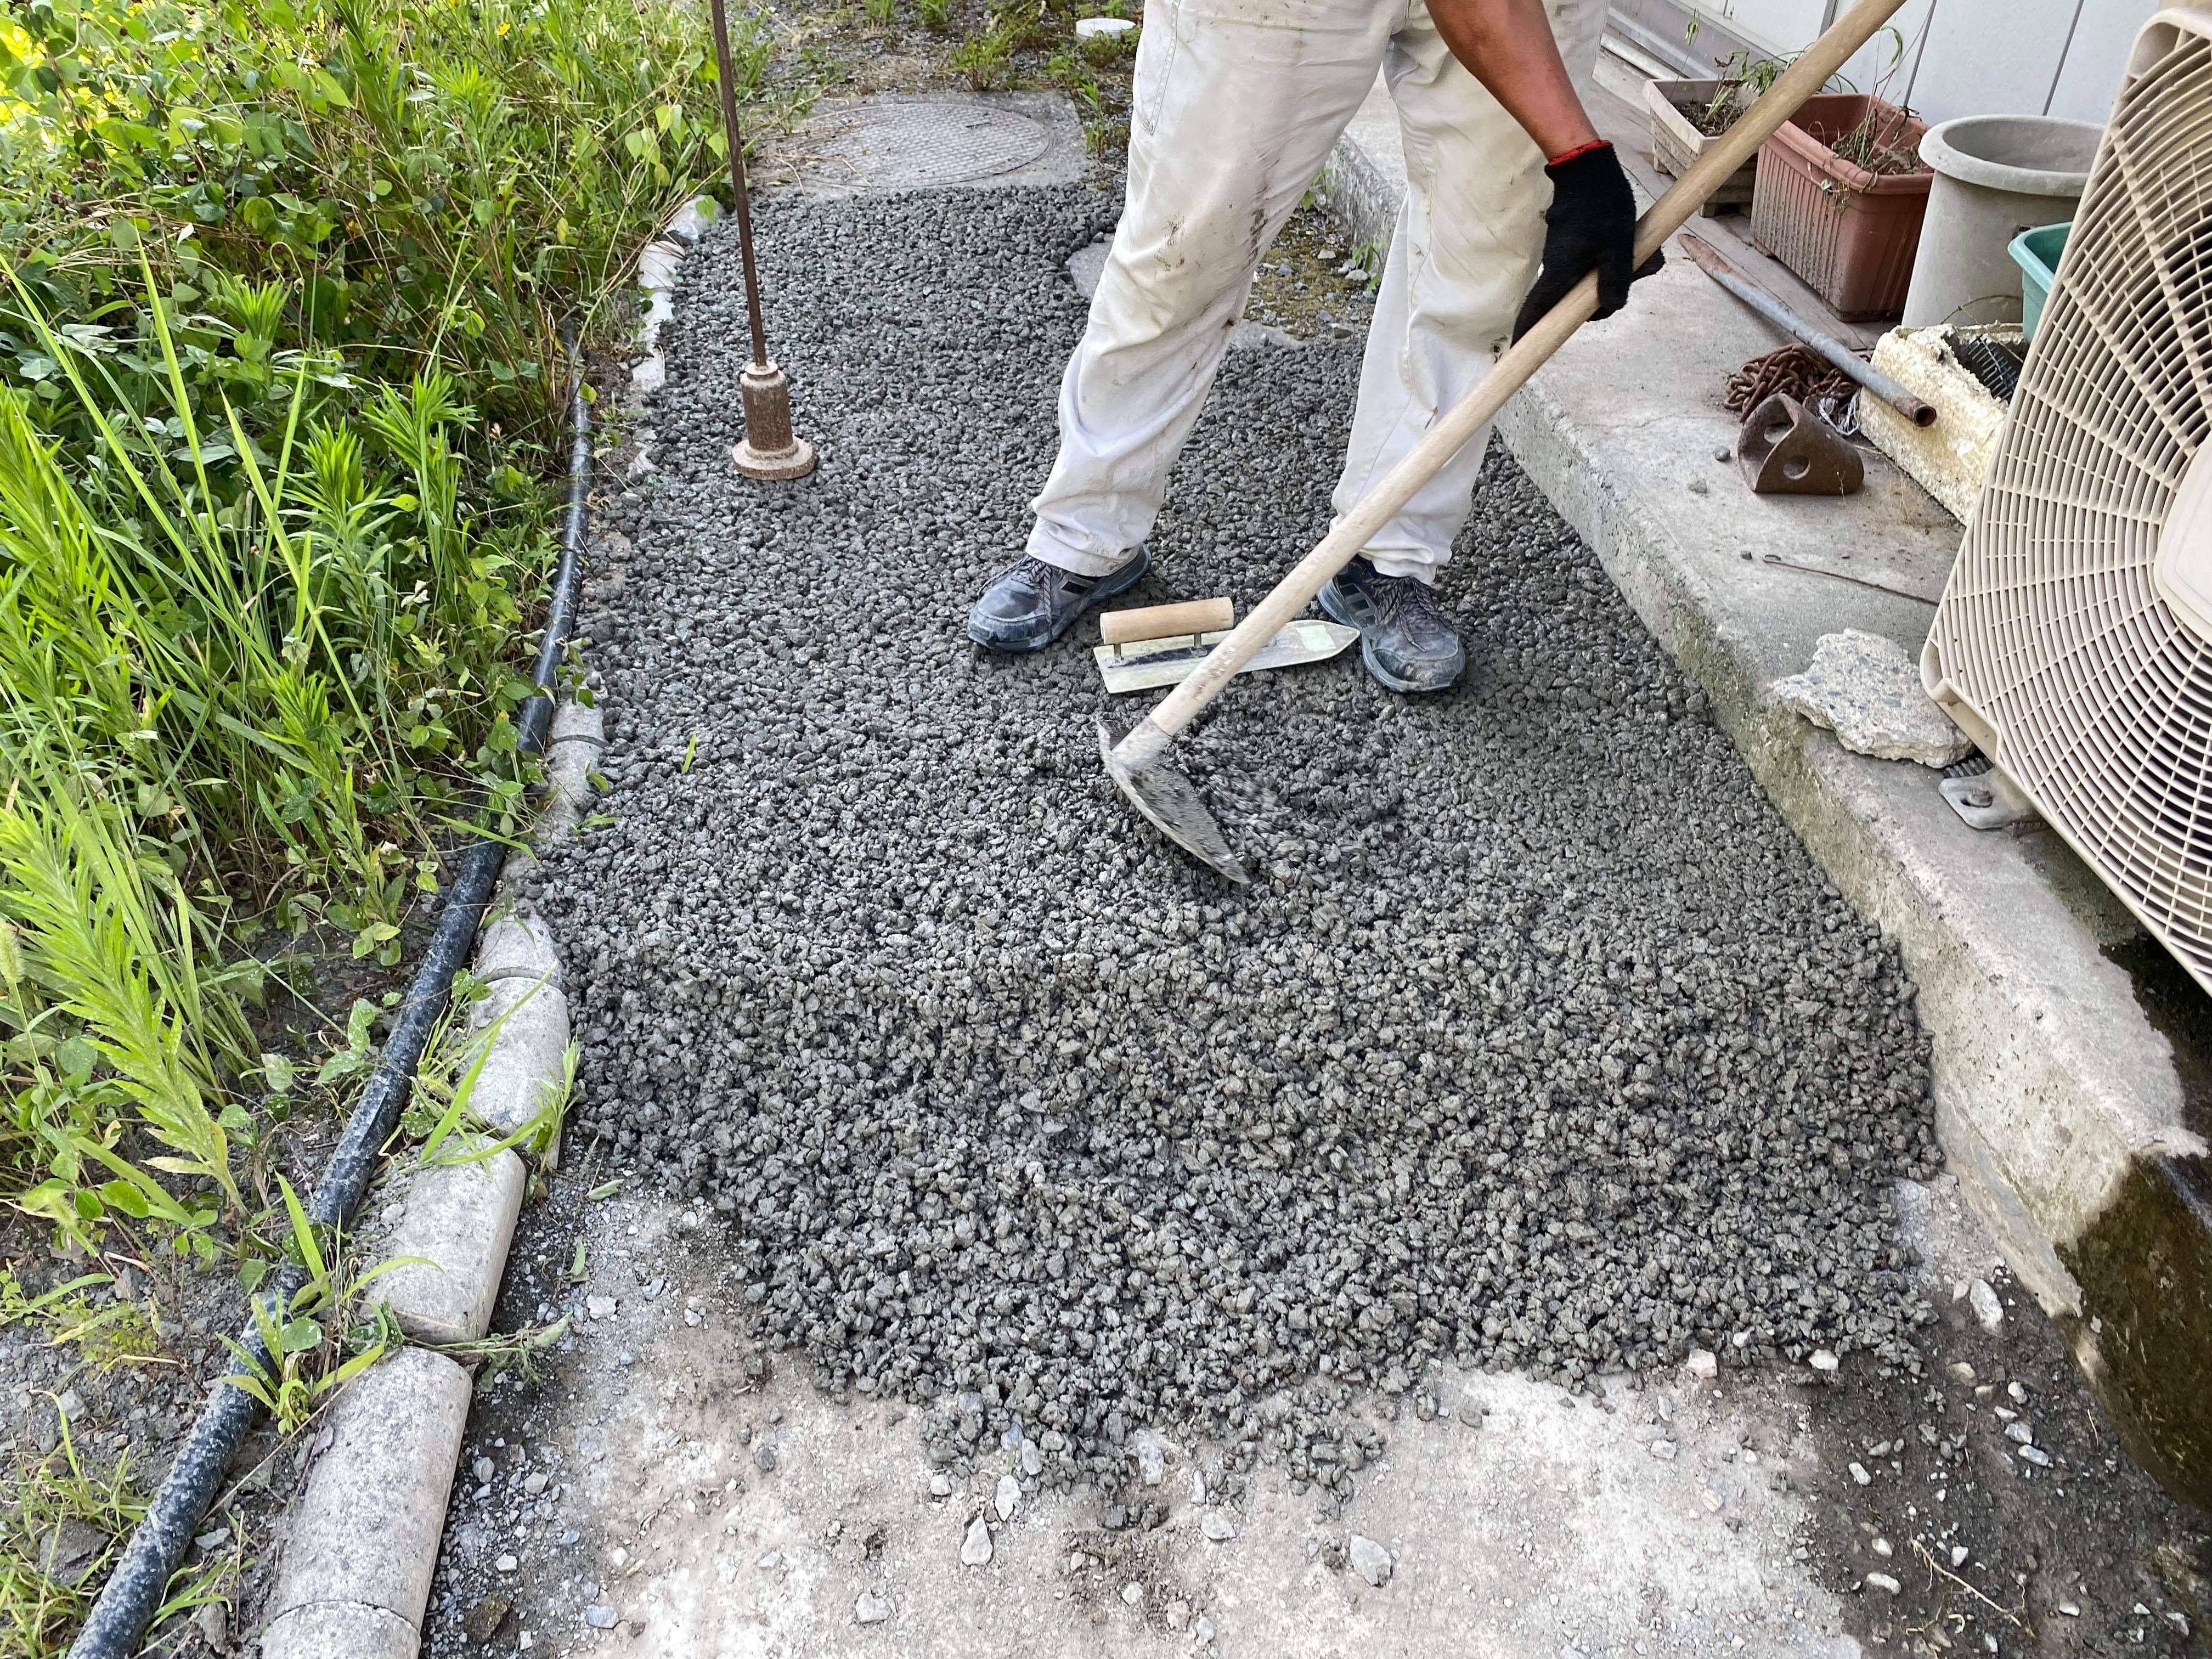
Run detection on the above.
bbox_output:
[1751,92,1933,320]
[1645,76,1758,215]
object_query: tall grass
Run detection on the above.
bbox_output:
[0,0,777,1251]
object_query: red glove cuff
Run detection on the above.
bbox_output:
[1546,137,1612,168]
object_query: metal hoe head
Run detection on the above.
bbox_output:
[1096,716,1249,885]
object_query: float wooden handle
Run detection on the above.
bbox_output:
[1100,596,1235,645]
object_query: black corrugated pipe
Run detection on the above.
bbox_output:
[69,349,594,1659]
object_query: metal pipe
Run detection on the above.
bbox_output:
[1681,232,1939,426]
[708,0,770,371]
[67,355,595,1659]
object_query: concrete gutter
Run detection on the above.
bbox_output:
[1327,70,2212,1504]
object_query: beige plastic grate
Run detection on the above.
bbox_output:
[1921,5,2212,995]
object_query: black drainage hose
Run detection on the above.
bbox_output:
[69,355,594,1659]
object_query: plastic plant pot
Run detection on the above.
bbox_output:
[2008,220,2072,342]
[1750,93,1932,321]
[1901,115,2102,327]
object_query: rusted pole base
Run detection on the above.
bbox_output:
[732,360,816,481]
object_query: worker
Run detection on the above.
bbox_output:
[966,0,1655,691]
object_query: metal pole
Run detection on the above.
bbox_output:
[708,0,770,371]
[1681,233,1938,426]
[704,0,815,481]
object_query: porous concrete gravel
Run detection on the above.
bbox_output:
[533,183,1942,1511]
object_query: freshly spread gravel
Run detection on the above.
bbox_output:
[535,184,1940,1509]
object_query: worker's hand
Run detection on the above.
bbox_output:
[1510,141,1662,343]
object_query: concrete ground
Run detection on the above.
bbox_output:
[421,1168,2207,1658]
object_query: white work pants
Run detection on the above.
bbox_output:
[1027,0,1606,580]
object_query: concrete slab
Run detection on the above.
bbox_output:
[1322,58,2212,1502]
[769,93,1087,199]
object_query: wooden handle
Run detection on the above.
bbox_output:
[1101,596,1235,645]
[1113,0,1913,761]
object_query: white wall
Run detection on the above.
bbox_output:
[1673,0,2164,125]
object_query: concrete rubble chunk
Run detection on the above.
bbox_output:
[370,1141,527,1343]
[1969,1279,2004,1332]
[1809,1350,1841,1373]
[1347,1534,1392,1588]
[1769,630,1972,768]
[1685,1348,1718,1380]
[258,1348,472,1658]
[960,1513,993,1567]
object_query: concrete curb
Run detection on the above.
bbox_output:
[258,1347,472,1658]
[256,701,605,1652]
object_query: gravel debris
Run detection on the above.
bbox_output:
[541,185,1940,1506]
[1347,1534,1393,1587]
[961,1512,994,1566]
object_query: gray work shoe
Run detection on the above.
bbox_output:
[1318,556,1466,693]
[966,546,1150,653]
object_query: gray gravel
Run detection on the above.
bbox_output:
[536,183,1940,1512]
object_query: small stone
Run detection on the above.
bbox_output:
[2017,1444,2052,1467]
[1195,1616,1217,1645]
[1685,1350,1717,1380]
[854,1590,892,1624]
[2004,1421,2034,1444]
[1950,1545,1969,1567]
[1687,477,1710,496]
[1849,1462,1872,1486]
[2057,1602,2080,1617]
[1166,1599,1192,1631]
[1968,1279,2004,1332]
[757,1550,782,1570]
[754,1443,778,1472]
[472,1457,496,1483]
[996,1472,1020,1521]
[523,1473,548,1496]
[495,1553,519,1573]
[586,1295,617,1319]
[1714,446,1733,463]
[1948,1362,1976,1384]
[1650,1440,1677,1462]
[961,1513,994,1567]
[1121,1582,1143,1606]
[1866,1572,1901,1594]
[584,1605,617,1630]
[1347,1534,1392,1588]
[1809,1350,1839,1373]
[195,1602,228,1650]
[1700,1490,1722,1513]
[2007,1381,2027,1403]
[929,1473,953,1498]
[463,1595,512,1643]
[1201,1511,1236,1542]
[1872,1537,1891,1558]
[36,1520,107,1587]
[1020,1441,1043,1477]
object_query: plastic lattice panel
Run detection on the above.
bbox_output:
[798,101,1051,190]
[1923,6,2212,992]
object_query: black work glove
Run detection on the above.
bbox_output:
[1510,141,1662,343]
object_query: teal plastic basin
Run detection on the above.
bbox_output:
[2010,221,2072,341]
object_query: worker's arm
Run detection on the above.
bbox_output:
[1425,0,1660,339]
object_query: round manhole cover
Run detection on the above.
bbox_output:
[798,101,1052,189]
